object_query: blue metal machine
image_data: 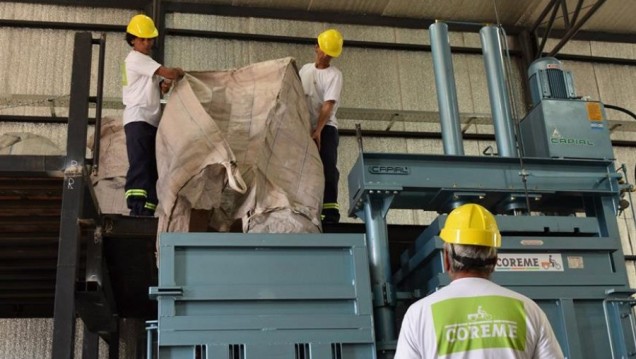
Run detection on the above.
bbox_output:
[346,22,636,359]
[149,234,377,358]
[148,22,635,359]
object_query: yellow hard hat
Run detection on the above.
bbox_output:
[317,29,344,58]
[127,14,158,39]
[439,204,501,248]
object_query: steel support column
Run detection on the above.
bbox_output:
[147,0,166,65]
[52,32,93,359]
[517,30,538,107]
[108,320,120,359]
[358,193,397,348]
[91,34,106,173]
[81,324,99,359]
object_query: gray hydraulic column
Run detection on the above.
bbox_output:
[480,25,517,157]
[429,21,464,155]
[363,195,396,347]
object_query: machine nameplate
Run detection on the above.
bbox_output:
[519,240,544,246]
[368,166,410,175]
[496,253,564,272]
[586,102,603,121]
[550,137,594,146]
[567,256,584,269]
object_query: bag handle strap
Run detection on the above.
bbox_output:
[223,161,247,194]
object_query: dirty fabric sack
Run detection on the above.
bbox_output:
[87,117,129,215]
[0,132,62,155]
[156,57,323,234]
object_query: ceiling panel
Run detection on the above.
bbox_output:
[579,0,636,33]
[381,0,542,24]
[234,0,310,10]
[306,0,391,14]
[15,0,636,35]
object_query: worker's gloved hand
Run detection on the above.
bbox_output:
[160,79,173,94]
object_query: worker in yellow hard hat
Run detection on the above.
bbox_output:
[299,29,344,225]
[395,204,564,358]
[122,14,185,216]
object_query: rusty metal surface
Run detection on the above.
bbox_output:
[0,172,159,319]
[0,174,64,317]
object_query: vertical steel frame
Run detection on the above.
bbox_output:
[52,32,93,359]
[91,34,106,174]
[52,32,112,359]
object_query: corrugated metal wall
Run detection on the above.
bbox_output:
[1,2,635,358]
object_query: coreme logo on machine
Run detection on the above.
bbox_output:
[368,166,410,175]
[433,296,526,355]
[496,253,564,272]
[550,128,593,146]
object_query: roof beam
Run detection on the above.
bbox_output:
[3,0,634,44]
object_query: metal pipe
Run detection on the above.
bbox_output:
[479,25,517,157]
[429,22,464,155]
[363,196,396,344]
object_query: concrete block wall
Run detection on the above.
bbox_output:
[0,318,143,359]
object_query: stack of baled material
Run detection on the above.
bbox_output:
[156,57,324,234]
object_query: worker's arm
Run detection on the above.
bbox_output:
[312,100,335,151]
[155,66,185,81]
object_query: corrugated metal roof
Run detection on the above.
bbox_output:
[164,0,634,34]
[576,0,636,33]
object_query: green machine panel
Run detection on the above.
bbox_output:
[520,99,614,160]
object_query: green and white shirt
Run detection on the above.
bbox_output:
[122,50,162,127]
[395,277,564,359]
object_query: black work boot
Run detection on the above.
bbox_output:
[322,208,340,224]
[128,198,146,216]
[139,208,155,217]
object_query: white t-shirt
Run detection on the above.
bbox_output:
[395,277,564,359]
[299,63,342,129]
[122,50,162,127]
